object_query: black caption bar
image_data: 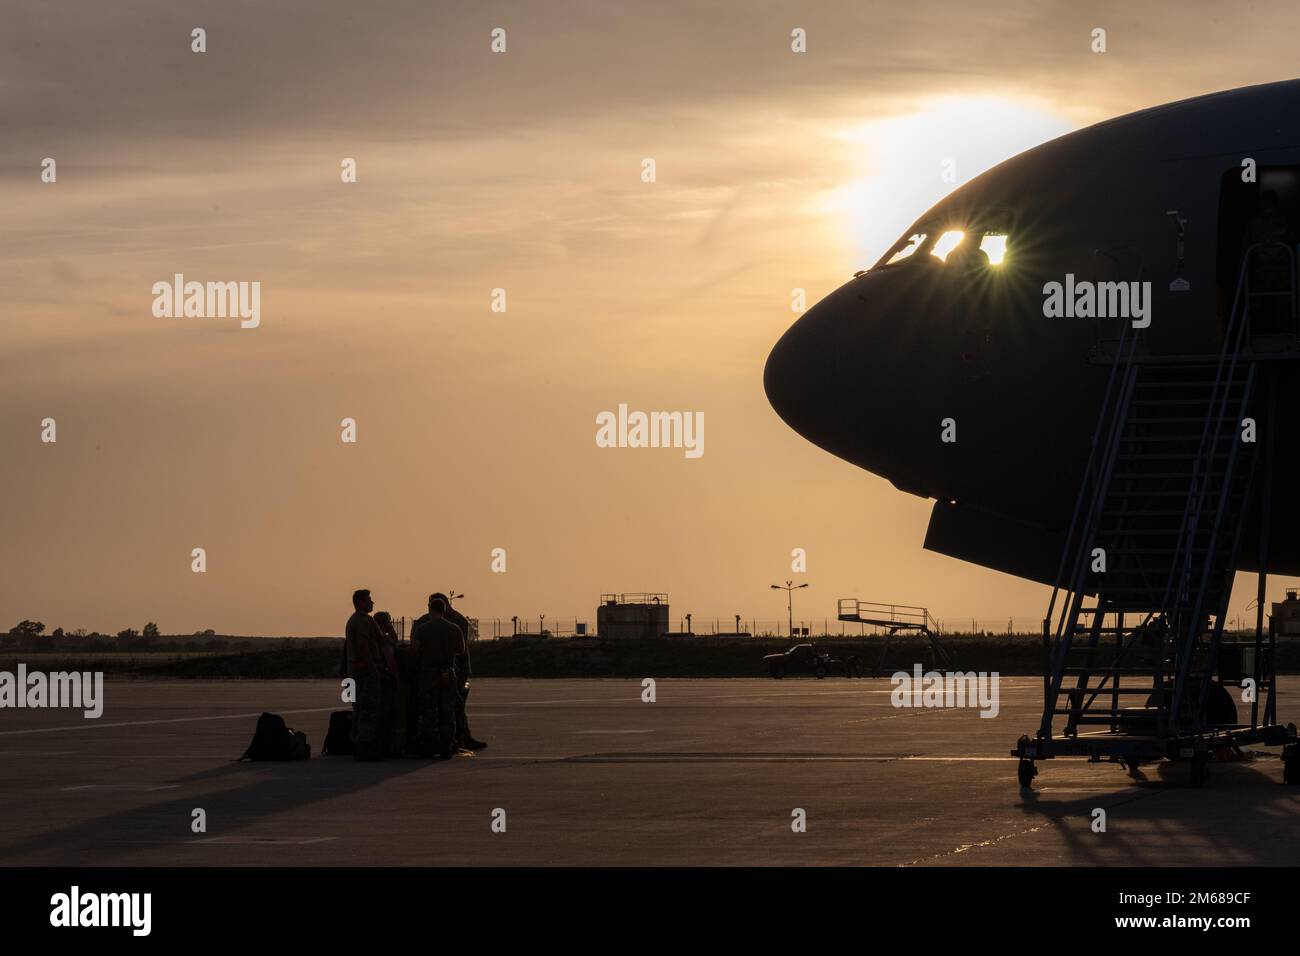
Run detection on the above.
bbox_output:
[0,866,1280,942]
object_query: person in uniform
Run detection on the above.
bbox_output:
[432,592,487,750]
[345,589,389,761]
[373,611,404,757]
[411,595,462,759]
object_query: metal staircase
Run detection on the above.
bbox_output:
[1014,246,1300,787]
[835,600,950,675]
[1045,360,1258,739]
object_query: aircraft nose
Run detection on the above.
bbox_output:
[763,284,857,449]
[762,274,935,494]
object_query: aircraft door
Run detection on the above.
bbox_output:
[1217,165,1300,349]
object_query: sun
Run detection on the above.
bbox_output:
[825,95,1075,270]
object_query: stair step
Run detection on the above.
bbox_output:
[1135,380,1223,387]
[1101,510,1191,517]
[1103,489,1227,497]
[1118,434,1225,443]
[1063,638,1168,648]
[1059,620,1154,629]
[1115,453,1222,461]
[1094,603,1192,611]
[1100,527,1211,536]
[1064,639,1168,649]
[1098,586,1225,595]
[1095,528,1186,536]
[1109,472,1220,480]
[1128,417,1238,424]
[1056,687,1155,695]
[1105,546,1225,554]
[1059,633,1155,640]
[1133,398,1242,405]
[1135,371,1244,378]
[1053,713,1158,722]
[1076,607,1162,616]
[1137,369,1232,377]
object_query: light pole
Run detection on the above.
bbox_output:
[1244,599,1261,639]
[771,580,808,638]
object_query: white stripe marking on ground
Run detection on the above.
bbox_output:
[191,836,336,846]
[573,729,653,734]
[0,706,337,736]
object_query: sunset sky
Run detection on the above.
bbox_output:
[4,1,1300,636]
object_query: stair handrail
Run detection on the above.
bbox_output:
[1160,248,1260,732]
[1039,268,1144,737]
[1166,360,1256,732]
[1043,265,1140,630]
[1156,248,1258,617]
[1241,239,1298,338]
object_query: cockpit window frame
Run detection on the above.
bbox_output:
[874,227,940,270]
[870,207,1019,272]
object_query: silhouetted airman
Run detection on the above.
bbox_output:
[433,592,487,751]
[410,595,461,758]
[373,611,404,757]
[345,589,390,761]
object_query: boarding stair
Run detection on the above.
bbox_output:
[1013,245,1300,787]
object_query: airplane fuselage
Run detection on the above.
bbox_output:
[765,79,1300,584]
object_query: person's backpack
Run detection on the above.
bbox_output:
[240,711,312,761]
[287,729,310,760]
[322,710,354,756]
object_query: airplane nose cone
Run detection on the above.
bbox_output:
[764,315,819,435]
[763,285,855,448]
[762,274,936,497]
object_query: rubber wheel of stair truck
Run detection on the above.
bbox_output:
[1017,758,1037,790]
[1284,745,1300,785]
[813,663,827,680]
[1190,755,1208,788]
[769,662,785,679]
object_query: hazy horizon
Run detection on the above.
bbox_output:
[5,1,1300,637]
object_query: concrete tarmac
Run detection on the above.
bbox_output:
[0,677,1296,866]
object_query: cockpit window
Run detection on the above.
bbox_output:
[873,221,1012,271]
[932,230,966,262]
[938,230,1010,266]
[980,233,1008,265]
[884,232,927,265]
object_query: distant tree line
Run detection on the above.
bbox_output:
[2,622,338,653]
[2,620,236,652]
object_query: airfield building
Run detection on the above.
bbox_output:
[1272,589,1300,637]
[597,593,669,639]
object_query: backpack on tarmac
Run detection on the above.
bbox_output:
[240,711,312,761]
[322,710,354,756]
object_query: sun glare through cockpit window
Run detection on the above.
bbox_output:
[980,234,1008,265]
[932,230,965,262]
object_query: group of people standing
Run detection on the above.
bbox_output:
[344,589,488,761]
